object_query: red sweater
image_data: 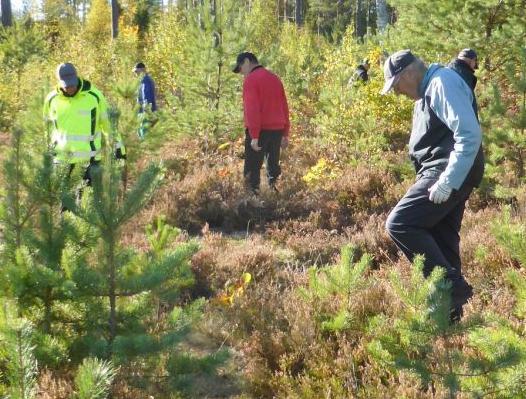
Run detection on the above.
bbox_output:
[243,66,290,139]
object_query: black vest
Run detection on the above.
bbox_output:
[448,59,479,119]
[409,71,484,188]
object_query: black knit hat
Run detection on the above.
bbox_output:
[458,48,477,60]
[232,52,258,73]
[133,62,146,71]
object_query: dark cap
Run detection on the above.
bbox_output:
[381,49,416,94]
[56,63,78,88]
[232,52,258,73]
[458,48,477,60]
[133,62,146,71]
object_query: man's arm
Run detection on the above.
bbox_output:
[43,92,57,146]
[243,77,261,140]
[281,81,290,137]
[96,89,111,135]
[428,74,482,190]
[144,77,155,108]
[140,81,148,110]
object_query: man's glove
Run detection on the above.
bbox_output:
[428,179,452,204]
[251,138,262,152]
[115,148,127,160]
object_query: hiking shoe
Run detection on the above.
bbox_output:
[450,279,474,323]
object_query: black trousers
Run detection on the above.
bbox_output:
[244,129,283,191]
[68,160,100,187]
[385,172,474,313]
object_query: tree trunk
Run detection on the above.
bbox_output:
[108,235,117,347]
[1,0,13,27]
[295,0,303,25]
[355,0,367,38]
[111,0,119,39]
[376,0,388,33]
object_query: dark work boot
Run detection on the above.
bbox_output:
[450,279,473,323]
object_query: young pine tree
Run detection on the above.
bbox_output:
[169,0,246,143]
[368,258,476,398]
[74,357,117,399]
[368,256,526,398]
[484,47,526,198]
[299,245,372,334]
[0,127,38,261]
[458,209,526,398]
[0,306,38,399]
[64,148,201,367]
[2,96,88,367]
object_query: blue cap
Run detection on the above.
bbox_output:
[56,63,78,88]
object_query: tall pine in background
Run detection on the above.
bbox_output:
[84,0,111,44]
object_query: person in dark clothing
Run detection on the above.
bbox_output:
[448,48,479,119]
[356,58,370,82]
[381,50,484,322]
[133,62,157,139]
[233,52,290,194]
[349,58,370,86]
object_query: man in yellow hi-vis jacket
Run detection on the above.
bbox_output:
[43,63,126,185]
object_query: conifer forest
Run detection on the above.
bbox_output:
[1,0,526,398]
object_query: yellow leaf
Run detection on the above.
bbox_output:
[242,272,252,284]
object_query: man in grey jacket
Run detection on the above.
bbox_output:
[381,50,484,322]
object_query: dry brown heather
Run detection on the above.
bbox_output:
[114,130,517,399]
[111,132,524,398]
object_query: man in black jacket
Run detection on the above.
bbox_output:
[348,59,370,86]
[448,48,479,118]
[355,58,370,82]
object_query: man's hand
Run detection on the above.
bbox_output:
[281,136,289,149]
[428,179,452,204]
[251,138,261,152]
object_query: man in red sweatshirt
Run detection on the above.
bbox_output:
[233,52,290,194]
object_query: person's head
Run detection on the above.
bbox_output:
[133,62,146,76]
[56,62,79,96]
[457,48,478,71]
[362,58,370,71]
[381,49,427,100]
[232,52,259,77]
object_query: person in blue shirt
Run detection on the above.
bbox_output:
[381,50,484,322]
[133,62,157,139]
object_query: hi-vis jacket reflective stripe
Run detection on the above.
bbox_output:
[43,79,126,164]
